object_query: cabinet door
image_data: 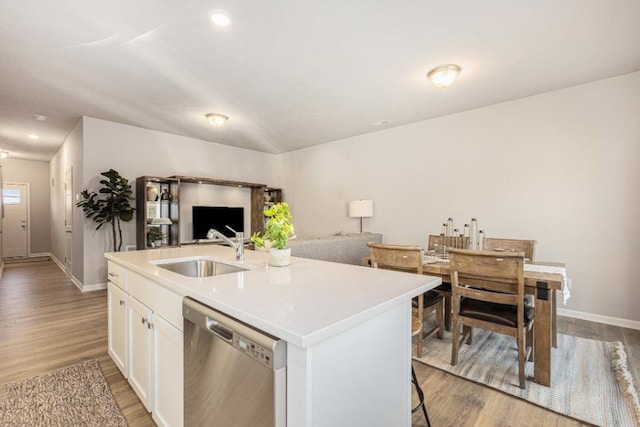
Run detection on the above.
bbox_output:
[107,282,128,378]
[128,296,153,411]
[152,314,184,427]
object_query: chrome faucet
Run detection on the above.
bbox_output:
[206,226,244,261]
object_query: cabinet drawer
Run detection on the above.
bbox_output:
[108,261,127,291]
[129,271,183,331]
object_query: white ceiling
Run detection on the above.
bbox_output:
[1,1,639,161]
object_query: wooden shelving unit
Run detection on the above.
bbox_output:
[170,176,282,236]
[135,175,283,248]
[136,176,180,250]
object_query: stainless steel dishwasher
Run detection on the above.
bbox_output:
[183,297,287,427]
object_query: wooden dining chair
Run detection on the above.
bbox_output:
[448,248,534,389]
[368,243,444,358]
[483,237,559,347]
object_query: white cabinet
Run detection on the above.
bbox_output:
[128,296,154,411]
[107,282,128,378]
[108,265,184,426]
[152,314,184,427]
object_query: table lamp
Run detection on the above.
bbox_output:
[349,200,374,233]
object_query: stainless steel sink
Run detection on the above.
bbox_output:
[157,259,248,277]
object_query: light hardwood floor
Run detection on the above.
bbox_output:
[1,258,638,426]
[0,258,154,426]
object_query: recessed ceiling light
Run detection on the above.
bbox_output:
[372,119,392,126]
[205,113,229,127]
[210,12,231,26]
[34,114,48,121]
[28,134,40,140]
[427,64,461,89]
[0,151,9,159]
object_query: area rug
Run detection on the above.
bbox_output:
[413,330,640,426]
[0,359,127,426]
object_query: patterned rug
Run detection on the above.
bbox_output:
[0,359,127,426]
[414,330,640,426]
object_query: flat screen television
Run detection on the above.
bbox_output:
[192,206,244,239]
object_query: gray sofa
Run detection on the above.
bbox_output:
[288,232,382,265]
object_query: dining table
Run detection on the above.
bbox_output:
[363,254,567,387]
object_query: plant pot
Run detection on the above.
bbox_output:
[269,248,291,267]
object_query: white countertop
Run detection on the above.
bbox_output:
[105,246,441,348]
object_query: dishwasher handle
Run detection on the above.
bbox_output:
[206,317,233,342]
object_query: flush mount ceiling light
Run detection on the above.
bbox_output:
[206,113,229,127]
[0,151,9,159]
[427,64,461,89]
[27,134,40,140]
[210,12,231,26]
[34,114,48,121]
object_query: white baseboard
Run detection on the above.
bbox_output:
[30,252,51,258]
[49,253,65,270]
[558,308,640,331]
[82,282,107,292]
[49,253,86,292]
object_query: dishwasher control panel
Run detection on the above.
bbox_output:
[233,333,274,369]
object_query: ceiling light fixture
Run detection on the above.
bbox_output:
[427,64,461,89]
[206,113,229,127]
[0,151,9,159]
[34,114,48,121]
[28,134,40,140]
[210,12,231,26]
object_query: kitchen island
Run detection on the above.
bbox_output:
[105,245,441,427]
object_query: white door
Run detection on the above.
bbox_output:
[2,183,28,258]
[64,168,73,274]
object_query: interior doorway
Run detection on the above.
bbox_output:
[2,183,30,258]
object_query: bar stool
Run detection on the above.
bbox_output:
[411,316,432,427]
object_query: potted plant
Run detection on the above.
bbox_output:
[147,227,166,248]
[251,202,295,266]
[76,169,135,252]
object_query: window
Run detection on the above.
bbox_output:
[3,189,20,205]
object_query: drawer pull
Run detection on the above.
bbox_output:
[141,318,147,325]
[108,272,118,278]
[119,300,125,306]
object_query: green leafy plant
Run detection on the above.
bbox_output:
[251,202,294,250]
[147,227,165,244]
[76,169,135,252]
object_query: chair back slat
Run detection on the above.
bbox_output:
[455,283,519,305]
[449,248,525,305]
[367,243,422,273]
[450,249,523,283]
[483,238,536,261]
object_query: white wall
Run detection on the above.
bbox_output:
[50,119,84,282]
[2,158,51,254]
[80,117,283,286]
[282,72,640,323]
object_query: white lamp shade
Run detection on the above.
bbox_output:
[349,200,374,218]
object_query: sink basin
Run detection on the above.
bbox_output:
[157,259,248,277]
